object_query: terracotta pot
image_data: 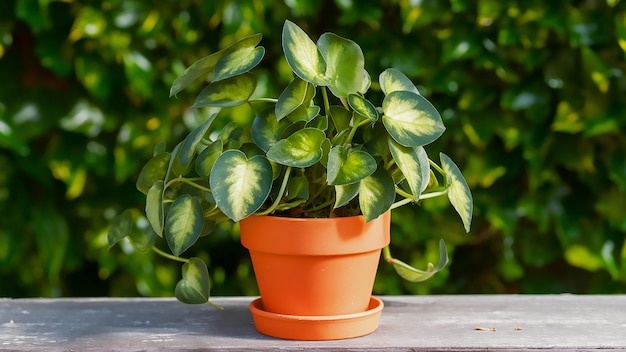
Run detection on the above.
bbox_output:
[240,211,390,317]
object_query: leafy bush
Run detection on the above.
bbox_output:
[1,0,625,298]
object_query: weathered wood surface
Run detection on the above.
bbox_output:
[1,295,625,351]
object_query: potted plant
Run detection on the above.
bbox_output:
[108,20,473,340]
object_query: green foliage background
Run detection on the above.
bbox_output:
[1,0,625,298]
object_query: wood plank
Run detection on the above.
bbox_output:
[1,295,625,351]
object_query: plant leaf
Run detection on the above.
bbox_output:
[214,45,265,81]
[388,139,430,198]
[146,180,164,237]
[165,194,203,257]
[334,182,360,209]
[266,128,326,167]
[175,257,210,304]
[210,150,273,222]
[108,209,133,249]
[193,73,257,108]
[252,107,293,152]
[382,90,445,147]
[441,153,473,232]
[195,140,223,178]
[282,20,327,86]
[329,105,351,132]
[179,113,219,168]
[359,168,395,222]
[317,32,367,97]
[276,77,311,120]
[347,93,378,122]
[379,68,419,95]
[389,239,449,282]
[169,33,263,97]
[327,145,377,185]
[136,152,171,194]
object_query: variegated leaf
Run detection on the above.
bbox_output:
[179,113,218,168]
[390,239,449,282]
[334,182,360,209]
[175,257,210,304]
[379,68,419,96]
[359,168,395,222]
[214,45,264,82]
[282,20,328,86]
[136,152,171,194]
[382,90,445,147]
[251,107,293,152]
[165,194,203,257]
[327,145,377,185]
[317,32,367,97]
[266,128,326,168]
[195,140,223,178]
[210,150,273,222]
[276,77,312,120]
[441,153,473,232]
[388,139,430,198]
[193,73,257,108]
[146,180,165,237]
[107,209,133,249]
[347,93,378,122]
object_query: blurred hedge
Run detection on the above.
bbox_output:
[1,0,625,298]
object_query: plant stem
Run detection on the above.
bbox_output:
[395,186,414,199]
[249,97,278,103]
[256,166,292,216]
[152,246,189,263]
[321,86,331,117]
[429,159,445,176]
[419,189,448,200]
[390,197,413,210]
[165,176,212,193]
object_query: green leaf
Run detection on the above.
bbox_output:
[165,194,204,257]
[327,146,377,185]
[282,20,328,86]
[214,45,265,82]
[210,150,273,222]
[359,168,395,222]
[146,181,165,237]
[441,153,473,232]
[347,93,378,122]
[317,32,367,97]
[252,107,293,152]
[382,91,445,147]
[334,182,360,209]
[388,139,430,198]
[169,33,263,97]
[175,257,210,304]
[266,128,326,167]
[379,68,419,95]
[329,105,351,132]
[193,73,257,108]
[108,209,133,249]
[179,113,219,168]
[276,77,313,120]
[136,152,171,194]
[195,140,223,178]
[389,239,449,282]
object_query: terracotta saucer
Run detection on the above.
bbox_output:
[249,296,384,340]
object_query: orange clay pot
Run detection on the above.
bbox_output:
[240,211,390,317]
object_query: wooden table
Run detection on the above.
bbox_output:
[1,295,625,351]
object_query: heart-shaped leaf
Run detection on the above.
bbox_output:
[179,113,219,168]
[195,140,223,178]
[175,257,210,304]
[193,73,257,108]
[214,44,265,81]
[327,146,377,185]
[210,150,273,222]
[252,107,293,152]
[282,20,328,86]
[329,105,351,133]
[169,33,263,97]
[359,168,395,222]
[441,153,473,232]
[136,152,171,194]
[347,93,378,122]
[379,68,419,96]
[165,194,203,257]
[382,90,445,147]
[286,174,309,201]
[334,182,360,209]
[317,32,367,97]
[146,180,165,237]
[388,139,430,199]
[276,77,314,120]
[388,239,449,282]
[266,128,326,167]
[108,209,133,249]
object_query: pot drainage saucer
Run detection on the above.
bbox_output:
[249,296,383,340]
